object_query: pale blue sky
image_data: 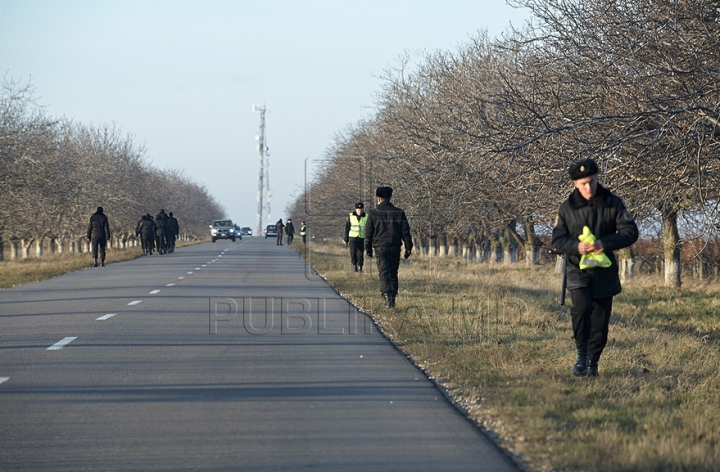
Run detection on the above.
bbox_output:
[0,0,530,229]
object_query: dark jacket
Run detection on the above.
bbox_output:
[136,216,156,238]
[285,222,295,235]
[87,210,110,242]
[276,220,285,233]
[551,184,638,298]
[364,201,412,251]
[166,216,179,237]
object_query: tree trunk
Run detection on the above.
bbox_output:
[0,235,3,262]
[10,240,19,260]
[618,246,635,283]
[662,209,681,288]
[501,227,513,265]
[21,238,34,259]
[35,239,44,257]
[524,221,538,268]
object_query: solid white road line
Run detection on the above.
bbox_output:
[47,337,77,350]
[166,283,175,287]
[0,377,9,385]
[149,290,161,294]
[96,314,116,321]
[127,300,142,306]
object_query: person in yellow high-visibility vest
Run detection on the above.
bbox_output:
[344,202,367,272]
[300,221,308,244]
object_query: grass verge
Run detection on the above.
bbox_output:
[300,241,720,472]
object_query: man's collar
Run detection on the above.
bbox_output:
[569,184,612,209]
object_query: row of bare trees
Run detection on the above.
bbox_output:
[0,78,224,261]
[288,0,720,287]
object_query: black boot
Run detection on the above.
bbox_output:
[588,360,599,377]
[93,257,98,268]
[384,294,396,308]
[573,343,589,377]
[353,265,358,272]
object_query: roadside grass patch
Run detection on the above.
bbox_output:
[301,241,720,472]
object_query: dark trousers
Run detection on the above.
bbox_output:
[277,232,283,245]
[349,238,364,268]
[142,234,154,253]
[91,238,107,262]
[570,287,613,363]
[287,233,294,244]
[301,235,306,244]
[375,246,401,295]
[156,233,166,254]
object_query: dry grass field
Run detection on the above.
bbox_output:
[300,241,720,472]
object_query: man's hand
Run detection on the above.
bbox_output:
[404,249,411,259]
[366,250,373,258]
[578,239,604,255]
[344,241,349,249]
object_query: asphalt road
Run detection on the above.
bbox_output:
[0,238,519,472]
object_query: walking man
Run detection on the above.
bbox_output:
[344,202,367,272]
[285,218,295,245]
[166,212,179,253]
[275,219,285,246]
[136,214,156,255]
[87,206,111,267]
[300,221,308,244]
[551,158,638,377]
[365,187,412,308]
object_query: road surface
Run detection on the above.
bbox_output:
[0,238,519,471]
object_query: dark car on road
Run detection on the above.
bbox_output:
[264,225,277,239]
[241,227,252,236]
[210,219,237,242]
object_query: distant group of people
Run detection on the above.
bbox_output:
[87,207,180,267]
[136,209,180,256]
[275,218,304,246]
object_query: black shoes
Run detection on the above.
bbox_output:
[573,344,589,377]
[383,294,396,308]
[588,361,599,377]
[353,265,358,272]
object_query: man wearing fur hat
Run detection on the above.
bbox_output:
[344,202,367,272]
[365,187,413,308]
[551,159,638,377]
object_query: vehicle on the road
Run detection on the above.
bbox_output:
[241,227,252,236]
[210,219,236,242]
[264,225,277,239]
[233,225,244,240]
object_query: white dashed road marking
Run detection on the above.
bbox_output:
[47,337,77,350]
[127,300,142,306]
[96,314,116,321]
[195,267,200,270]
[187,271,193,275]
[166,283,175,287]
[149,290,161,294]
[202,265,207,267]
[178,276,185,280]
[0,377,9,385]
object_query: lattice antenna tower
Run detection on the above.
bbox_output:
[252,105,270,236]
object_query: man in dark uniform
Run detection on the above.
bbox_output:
[155,209,168,255]
[344,202,367,272]
[552,158,638,377]
[275,219,285,246]
[87,206,111,267]
[365,187,412,308]
[136,214,156,255]
[285,218,295,245]
[166,212,179,253]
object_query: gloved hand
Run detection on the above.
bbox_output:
[404,249,411,259]
[344,241,349,249]
[366,250,373,258]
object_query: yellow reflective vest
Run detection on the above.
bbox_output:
[348,213,367,238]
[300,224,307,236]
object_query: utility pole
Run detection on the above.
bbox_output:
[253,105,269,236]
